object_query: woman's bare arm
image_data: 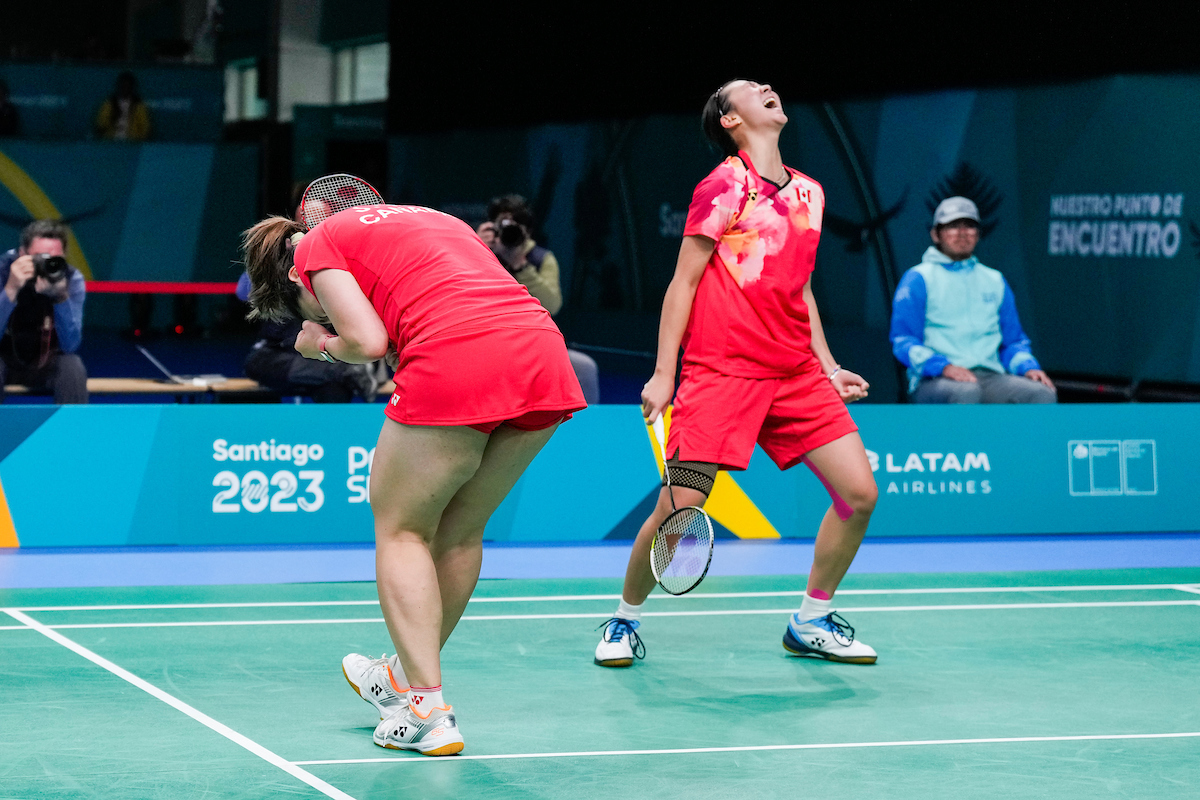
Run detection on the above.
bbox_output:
[642,235,714,422]
[803,279,869,401]
[304,269,390,363]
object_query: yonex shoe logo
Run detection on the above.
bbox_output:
[395,726,408,737]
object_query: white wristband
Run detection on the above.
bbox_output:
[827,367,841,381]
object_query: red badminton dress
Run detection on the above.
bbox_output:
[666,151,857,470]
[294,205,586,430]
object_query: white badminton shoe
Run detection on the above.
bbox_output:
[374,702,464,756]
[342,653,409,719]
[783,612,878,664]
[593,618,646,667]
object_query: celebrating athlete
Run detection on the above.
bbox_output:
[594,80,880,668]
[242,202,586,755]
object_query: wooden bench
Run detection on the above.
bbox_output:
[6,377,275,403]
[5,377,397,403]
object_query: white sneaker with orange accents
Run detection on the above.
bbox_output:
[341,653,408,719]
[374,702,464,756]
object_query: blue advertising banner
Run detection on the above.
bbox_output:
[0,63,224,142]
[1,404,1196,549]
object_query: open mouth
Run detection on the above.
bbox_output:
[763,97,779,109]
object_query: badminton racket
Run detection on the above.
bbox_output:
[298,173,384,231]
[648,416,715,596]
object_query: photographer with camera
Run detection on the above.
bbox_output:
[0,220,88,403]
[476,195,563,314]
[476,194,599,402]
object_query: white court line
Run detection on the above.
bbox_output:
[8,599,1199,630]
[1,608,358,800]
[293,730,1200,765]
[15,583,1200,612]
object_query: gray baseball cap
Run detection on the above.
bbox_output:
[932,196,980,226]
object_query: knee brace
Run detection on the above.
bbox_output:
[663,457,719,496]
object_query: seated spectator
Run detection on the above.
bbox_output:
[476,194,599,403]
[891,196,1055,404]
[94,71,151,141]
[236,272,380,402]
[0,79,19,137]
[0,220,88,403]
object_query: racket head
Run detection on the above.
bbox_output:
[649,505,715,596]
[299,173,384,231]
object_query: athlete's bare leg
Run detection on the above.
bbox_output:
[431,423,558,645]
[801,431,878,596]
[621,483,708,605]
[369,421,488,690]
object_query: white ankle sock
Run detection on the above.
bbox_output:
[616,599,643,621]
[408,685,446,715]
[797,593,832,625]
[387,654,410,691]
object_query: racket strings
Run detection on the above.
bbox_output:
[651,507,713,595]
[300,174,384,230]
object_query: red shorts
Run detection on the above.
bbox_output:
[666,359,858,471]
[467,408,573,434]
[385,325,586,429]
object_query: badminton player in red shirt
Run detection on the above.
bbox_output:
[594,80,879,668]
[242,204,585,755]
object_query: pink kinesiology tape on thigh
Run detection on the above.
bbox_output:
[802,455,854,522]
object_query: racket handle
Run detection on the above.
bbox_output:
[651,416,666,453]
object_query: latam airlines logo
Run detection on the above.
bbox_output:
[865,449,993,497]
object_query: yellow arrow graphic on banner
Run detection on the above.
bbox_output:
[0,478,19,548]
[0,147,92,279]
[645,407,780,539]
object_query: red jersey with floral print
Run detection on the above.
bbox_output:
[681,151,825,378]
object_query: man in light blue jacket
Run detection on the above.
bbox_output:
[890,197,1056,403]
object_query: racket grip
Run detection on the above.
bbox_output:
[651,416,666,452]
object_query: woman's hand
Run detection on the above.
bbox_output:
[384,347,399,371]
[294,319,333,360]
[641,370,676,424]
[832,369,869,403]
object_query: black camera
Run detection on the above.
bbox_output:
[32,254,70,283]
[495,218,527,248]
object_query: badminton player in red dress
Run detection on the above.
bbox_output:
[242,204,585,755]
[594,80,879,668]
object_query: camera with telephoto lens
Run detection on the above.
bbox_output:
[495,218,527,247]
[31,254,70,283]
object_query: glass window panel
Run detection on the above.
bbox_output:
[353,42,389,103]
[239,66,267,120]
[224,65,241,122]
[335,49,354,104]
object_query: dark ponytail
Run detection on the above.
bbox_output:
[701,80,739,158]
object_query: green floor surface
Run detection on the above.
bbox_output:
[2,568,1198,799]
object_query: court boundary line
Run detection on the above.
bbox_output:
[12,582,1200,612]
[0,608,359,800]
[2,598,1197,631]
[292,730,1200,765]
